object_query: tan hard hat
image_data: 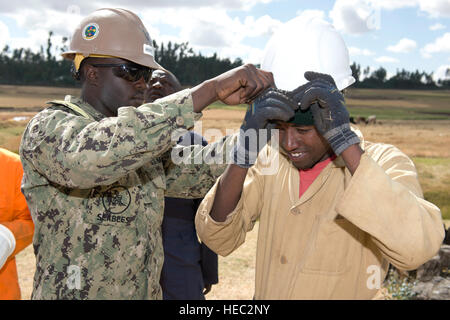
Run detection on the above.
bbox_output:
[62,8,163,70]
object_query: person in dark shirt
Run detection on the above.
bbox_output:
[146,69,218,299]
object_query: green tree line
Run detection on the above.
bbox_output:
[0,31,449,89]
[0,31,242,87]
[350,63,450,89]
[0,32,74,86]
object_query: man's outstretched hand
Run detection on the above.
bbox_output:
[191,64,275,112]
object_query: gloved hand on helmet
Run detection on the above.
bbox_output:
[0,224,15,270]
[232,88,299,168]
[292,71,360,156]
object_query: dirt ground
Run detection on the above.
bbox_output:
[15,222,259,300]
[196,109,450,158]
[11,108,450,300]
[2,108,450,158]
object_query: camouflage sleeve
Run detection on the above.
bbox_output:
[163,133,237,199]
[20,89,201,189]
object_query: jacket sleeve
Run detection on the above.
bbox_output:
[163,134,237,199]
[195,161,265,256]
[336,144,445,271]
[1,157,33,259]
[20,90,200,189]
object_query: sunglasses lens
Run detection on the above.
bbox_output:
[111,66,130,81]
[112,65,152,82]
[135,68,152,82]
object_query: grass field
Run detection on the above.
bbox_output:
[1,84,449,300]
[208,88,450,120]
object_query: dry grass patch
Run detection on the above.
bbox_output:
[206,223,258,300]
[15,244,35,300]
[5,86,448,300]
[15,223,258,300]
[346,98,429,109]
[356,120,450,158]
[0,85,80,108]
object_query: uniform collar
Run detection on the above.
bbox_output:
[63,95,107,121]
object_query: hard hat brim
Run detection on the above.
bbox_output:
[61,50,165,71]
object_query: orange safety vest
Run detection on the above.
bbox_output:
[0,148,34,300]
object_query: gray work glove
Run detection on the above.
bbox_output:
[296,71,360,156]
[232,88,298,168]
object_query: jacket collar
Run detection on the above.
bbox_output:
[275,124,366,171]
[63,95,106,121]
[270,125,366,208]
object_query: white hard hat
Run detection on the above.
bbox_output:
[261,15,355,91]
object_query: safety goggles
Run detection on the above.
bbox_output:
[90,63,153,82]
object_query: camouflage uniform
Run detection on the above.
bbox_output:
[19,89,233,299]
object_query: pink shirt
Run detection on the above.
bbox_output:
[299,156,336,197]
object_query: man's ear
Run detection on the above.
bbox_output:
[83,64,100,86]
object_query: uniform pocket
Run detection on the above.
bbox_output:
[300,217,352,275]
[141,161,166,231]
[84,183,139,228]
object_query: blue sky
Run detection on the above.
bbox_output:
[0,0,449,81]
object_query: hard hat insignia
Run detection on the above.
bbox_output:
[82,23,99,40]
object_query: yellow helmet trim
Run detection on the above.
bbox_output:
[73,53,118,71]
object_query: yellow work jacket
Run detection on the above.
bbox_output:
[195,129,444,299]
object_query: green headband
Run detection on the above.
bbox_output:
[287,107,314,126]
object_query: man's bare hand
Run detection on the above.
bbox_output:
[214,64,274,105]
[191,64,274,112]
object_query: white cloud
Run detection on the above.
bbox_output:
[371,0,416,10]
[6,8,83,39]
[0,0,275,13]
[421,32,450,58]
[373,0,450,17]
[386,38,417,53]
[433,64,450,83]
[430,23,446,31]
[0,1,277,47]
[329,0,381,34]
[386,70,395,80]
[140,7,281,64]
[0,20,10,49]
[295,9,326,21]
[2,3,281,65]
[218,43,265,65]
[418,0,450,18]
[375,56,399,63]
[348,46,375,56]
[329,0,450,35]
[242,14,283,38]
[1,8,84,57]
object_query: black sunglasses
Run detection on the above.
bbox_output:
[90,63,153,82]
